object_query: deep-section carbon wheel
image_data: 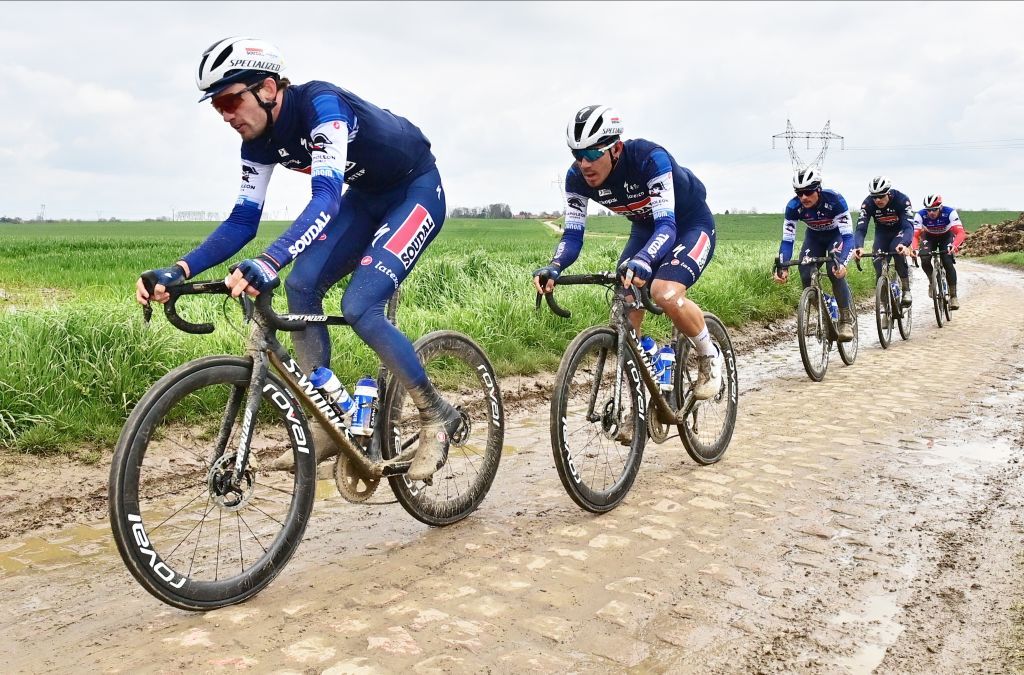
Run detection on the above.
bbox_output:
[550,326,646,513]
[381,331,504,526]
[675,313,738,465]
[109,356,316,611]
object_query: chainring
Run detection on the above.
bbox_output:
[333,451,380,503]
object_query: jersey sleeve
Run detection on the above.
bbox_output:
[854,198,872,250]
[912,212,924,249]
[949,209,967,250]
[263,92,354,267]
[832,196,854,264]
[631,149,677,267]
[779,201,799,262]
[897,194,916,246]
[181,159,276,276]
[551,168,588,269]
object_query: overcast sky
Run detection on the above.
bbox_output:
[3,1,1023,221]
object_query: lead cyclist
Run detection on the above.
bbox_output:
[135,37,459,481]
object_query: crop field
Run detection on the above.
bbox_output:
[0,212,1012,455]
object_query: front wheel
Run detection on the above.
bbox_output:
[550,326,647,513]
[675,314,738,465]
[109,356,317,611]
[381,331,504,527]
[932,272,945,328]
[797,286,829,382]
[875,276,893,349]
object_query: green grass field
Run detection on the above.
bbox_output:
[0,211,1017,457]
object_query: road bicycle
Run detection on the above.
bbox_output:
[855,250,914,348]
[774,251,859,382]
[536,272,738,514]
[109,280,504,610]
[922,248,955,327]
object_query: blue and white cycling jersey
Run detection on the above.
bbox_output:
[552,139,713,269]
[914,205,961,235]
[779,189,854,264]
[182,81,435,275]
[854,189,915,249]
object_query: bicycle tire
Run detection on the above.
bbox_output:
[875,276,892,349]
[897,282,913,340]
[380,331,504,527]
[109,356,316,611]
[838,306,859,366]
[675,314,738,465]
[550,326,646,514]
[797,286,829,382]
[942,271,953,322]
[932,271,944,328]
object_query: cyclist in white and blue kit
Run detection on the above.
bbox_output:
[533,105,723,401]
[135,37,458,481]
[772,166,855,342]
[851,175,915,307]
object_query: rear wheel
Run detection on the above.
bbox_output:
[897,280,913,340]
[797,286,829,382]
[109,356,316,611]
[381,331,504,527]
[675,314,738,465]
[550,326,646,513]
[838,306,859,366]
[875,276,893,349]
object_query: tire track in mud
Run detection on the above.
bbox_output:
[1,262,1023,673]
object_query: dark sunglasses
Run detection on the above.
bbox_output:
[571,141,616,162]
[211,82,262,114]
[926,207,942,213]
[871,194,889,200]
[795,188,818,197]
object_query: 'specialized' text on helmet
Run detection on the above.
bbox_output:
[197,37,284,102]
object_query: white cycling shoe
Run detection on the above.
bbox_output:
[692,346,723,401]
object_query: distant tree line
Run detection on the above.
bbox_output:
[449,203,514,219]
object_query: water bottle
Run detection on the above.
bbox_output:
[351,376,378,436]
[891,280,902,301]
[824,293,839,321]
[640,335,658,375]
[310,367,354,417]
[656,345,675,391]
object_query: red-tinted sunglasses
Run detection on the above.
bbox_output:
[211,82,262,114]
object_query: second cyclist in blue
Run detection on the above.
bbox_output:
[533,105,723,401]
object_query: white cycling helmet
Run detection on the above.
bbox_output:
[792,166,822,190]
[566,105,624,150]
[197,37,285,102]
[923,194,943,209]
[868,175,892,196]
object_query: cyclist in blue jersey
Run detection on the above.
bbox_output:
[912,194,967,310]
[851,175,915,307]
[772,166,855,342]
[532,105,723,402]
[135,37,458,481]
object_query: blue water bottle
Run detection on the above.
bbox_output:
[656,345,675,391]
[352,377,378,436]
[310,367,354,418]
[891,279,902,302]
[640,335,658,376]
[824,293,839,320]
